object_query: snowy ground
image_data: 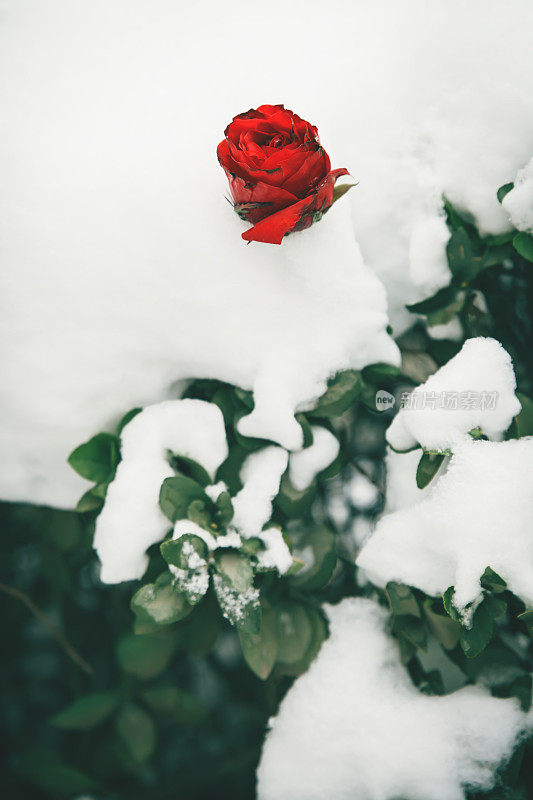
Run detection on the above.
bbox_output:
[2,0,533,507]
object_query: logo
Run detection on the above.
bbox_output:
[375,390,395,411]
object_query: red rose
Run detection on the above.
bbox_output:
[217,104,352,245]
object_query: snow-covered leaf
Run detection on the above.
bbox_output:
[213,573,261,634]
[130,579,192,626]
[309,370,362,418]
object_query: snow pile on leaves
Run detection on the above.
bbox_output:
[94,400,298,583]
[388,337,521,453]
[2,0,533,507]
[359,338,532,614]
[94,400,228,582]
[288,427,339,491]
[231,447,288,538]
[358,438,533,614]
[257,598,526,800]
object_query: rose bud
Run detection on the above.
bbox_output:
[217,104,353,245]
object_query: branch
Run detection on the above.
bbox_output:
[0,582,93,675]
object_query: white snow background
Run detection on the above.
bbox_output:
[2,0,533,507]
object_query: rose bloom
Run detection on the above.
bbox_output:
[217,104,350,244]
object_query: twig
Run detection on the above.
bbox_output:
[0,581,93,675]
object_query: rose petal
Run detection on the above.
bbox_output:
[241,168,351,244]
[241,195,315,244]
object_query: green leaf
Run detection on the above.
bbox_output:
[140,685,206,723]
[177,592,221,655]
[186,498,214,528]
[289,525,337,592]
[239,536,263,557]
[423,601,460,650]
[117,633,176,679]
[309,370,362,418]
[497,182,514,203]
[76,484,106,513]
[167,453,211,487]
[406,284,458,315]
[513,231,533,262]
[361,362,402,384]
[446,227,483,283]
[214,550,253,593]
[215,490,234,525]
[460,597,505,659]
[444,198,478,233]
[159,475,211,523]
[416,451,446,489]
[275,472,317,518]
[68,432,119,483]
[332,181,356,204]
[115,703,156,763]
[275,602,326,676]
[19,755,97,795]
[392,615,427,651]
[514,393,533,438]
[398,634,417,664]
[480,566,507,594]
[212,573,261,633]
[160,535,208,569]
[386,582,421,618]
[442,587,462,622]
[239,605,279,680]
[131,580,193,625]
[295,413,314,448]
[51,692,118,730]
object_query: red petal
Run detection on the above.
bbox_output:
[241,195,315,244]
[241,168,352,244]
[226,171,298,216]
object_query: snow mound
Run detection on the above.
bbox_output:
[94,400,227,583]
[357,438,533,612]
[387,338,520,453]
[288,426,339,491]
[257,597,526,800]
[232,447,289,539]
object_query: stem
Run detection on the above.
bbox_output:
[0,581,93,675]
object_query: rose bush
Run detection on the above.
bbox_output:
[217,104,351,244]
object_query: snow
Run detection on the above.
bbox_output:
[387,338,521,453]
[172,520,219,551]
[288,427,339,492]
[93,399,227,583]
[256,527,292,575]
[502,157,533,232]
[257,597,527,800]
[3,1,533,506]
[232,447,289,539]
[383,449,431,513]
[357,438,533,614]
[345,471,379,511]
